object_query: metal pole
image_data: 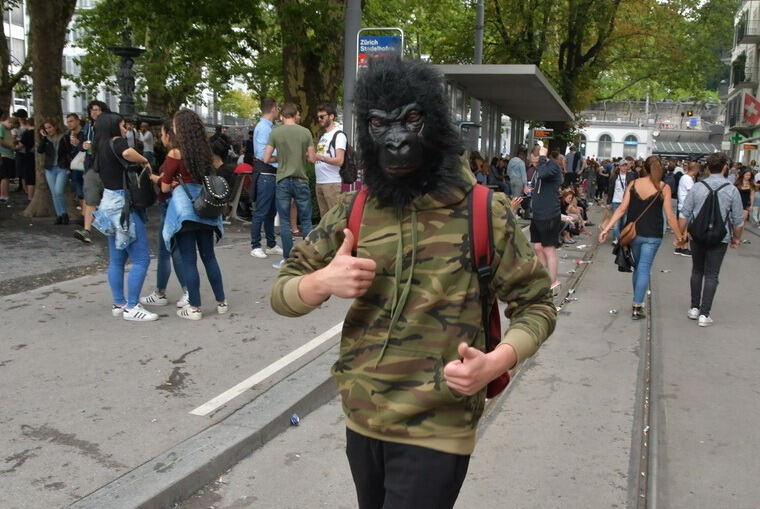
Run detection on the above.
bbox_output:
[472,0,484,151]
[343,0,361,144]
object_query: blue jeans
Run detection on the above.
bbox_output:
[156,202,185,292]
[107,211,150,308]
[70,170,84,199]
[276,177,313,258]
[45,166,68,216]
[630,236,662,305]
[175,229,225,307]
[250,173,277,249]
[610,202,625,241]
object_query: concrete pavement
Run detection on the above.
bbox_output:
[0,227,350,509]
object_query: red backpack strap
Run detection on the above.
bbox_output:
[469,184,493,270]
[346,186,369,256]
[468,184,509,398]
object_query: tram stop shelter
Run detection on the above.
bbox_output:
[433,64,574,157]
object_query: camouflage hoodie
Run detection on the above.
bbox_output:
[271,166,556,455]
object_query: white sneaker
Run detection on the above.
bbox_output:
[176,291,189,308]
[217,301,229,315]
[250,247,267,258]
[112,304,125,317]
[698,315,713,327]
[177,305,202,321]
[687,308,700,320]
[140,291,168,306]
[123,304,159,322]
[265,245,283,256]
[272,259,285,269]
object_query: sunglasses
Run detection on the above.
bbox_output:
[317,114,329,120]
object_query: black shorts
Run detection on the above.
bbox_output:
[0,157,15,179]
[17,155,35,185]
[530,216,562,247]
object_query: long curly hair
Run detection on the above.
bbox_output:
[173,108,212,181]
[354,57,466,208]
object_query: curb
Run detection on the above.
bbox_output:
[70,345,340,509]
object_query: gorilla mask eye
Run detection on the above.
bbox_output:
[370,117,383,128]
[406,110,421,123]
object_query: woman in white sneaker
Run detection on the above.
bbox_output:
[140,119,188,309]
[91,112,159,321]
[161,109,227,320]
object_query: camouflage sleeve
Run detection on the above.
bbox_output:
[270,192,355,317]
[490,193,557,364]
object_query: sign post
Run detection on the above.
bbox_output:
[356,28,404,71]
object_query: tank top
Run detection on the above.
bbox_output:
[739,187,751,209]
[626,184,663,238]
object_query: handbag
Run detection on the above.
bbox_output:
[71,151,86,171]
[110,138,156,209]
[618,189,661,246]
[178,173,231,219]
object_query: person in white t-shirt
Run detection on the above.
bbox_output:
[138,122,155,166]
[314,103,346,216]
[675,161,700,256]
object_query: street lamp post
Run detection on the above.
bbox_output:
[108,28,145,120]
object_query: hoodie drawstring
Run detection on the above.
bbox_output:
[375,208,418,367]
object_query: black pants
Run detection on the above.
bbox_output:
[690,240,728,317]
[345,428,471,509]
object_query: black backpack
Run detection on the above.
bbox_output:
[328,130,358,184]
[688,181,730,246]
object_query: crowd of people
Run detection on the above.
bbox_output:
[465,144,755,323]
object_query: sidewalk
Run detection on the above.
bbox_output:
[181,221,652,508]
[650,227,760,508]
[0,229,350,509]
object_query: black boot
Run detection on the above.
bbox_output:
[61,213,69,225]
[54,215,63,225]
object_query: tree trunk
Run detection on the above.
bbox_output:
[276,0,345,137]
[23,0,77,218]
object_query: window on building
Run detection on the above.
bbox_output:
[598,134,612,158]
[10,38,25,64]
[11,4,23,26]
[623,135,638,158]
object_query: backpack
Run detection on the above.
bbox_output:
[663,172,676,195]
[688,181,730,246]
[179,174,232,219]
[347,184,510,398]
[328,130,358,184]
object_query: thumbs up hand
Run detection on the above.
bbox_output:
[444,342,516,396]
[301,228,377,304]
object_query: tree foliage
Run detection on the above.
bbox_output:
[218,89,258,119]
[0,0,31,114]
[73,0,264,116]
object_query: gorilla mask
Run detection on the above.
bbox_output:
[355,58,466,209]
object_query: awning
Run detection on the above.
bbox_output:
[653,141,721,155]
[433,64,574,122]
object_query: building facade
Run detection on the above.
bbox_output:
[725,0,760,163]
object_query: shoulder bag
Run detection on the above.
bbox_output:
[110,138,156,209]
[178,172,231,219]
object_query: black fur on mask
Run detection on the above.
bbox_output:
[355,57,466,208]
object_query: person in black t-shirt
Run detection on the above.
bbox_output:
[92,112,161,322]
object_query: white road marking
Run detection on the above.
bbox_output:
[190,322,344,416]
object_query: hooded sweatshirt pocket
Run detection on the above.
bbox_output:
[332,343,477,435]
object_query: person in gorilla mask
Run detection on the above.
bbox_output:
[271,57,556,509]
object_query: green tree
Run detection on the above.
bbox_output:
[218,89,258,119]
[24,0,77,218]
[0,0,31,114]
[74,0,264,116]
[275,0,346,136]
